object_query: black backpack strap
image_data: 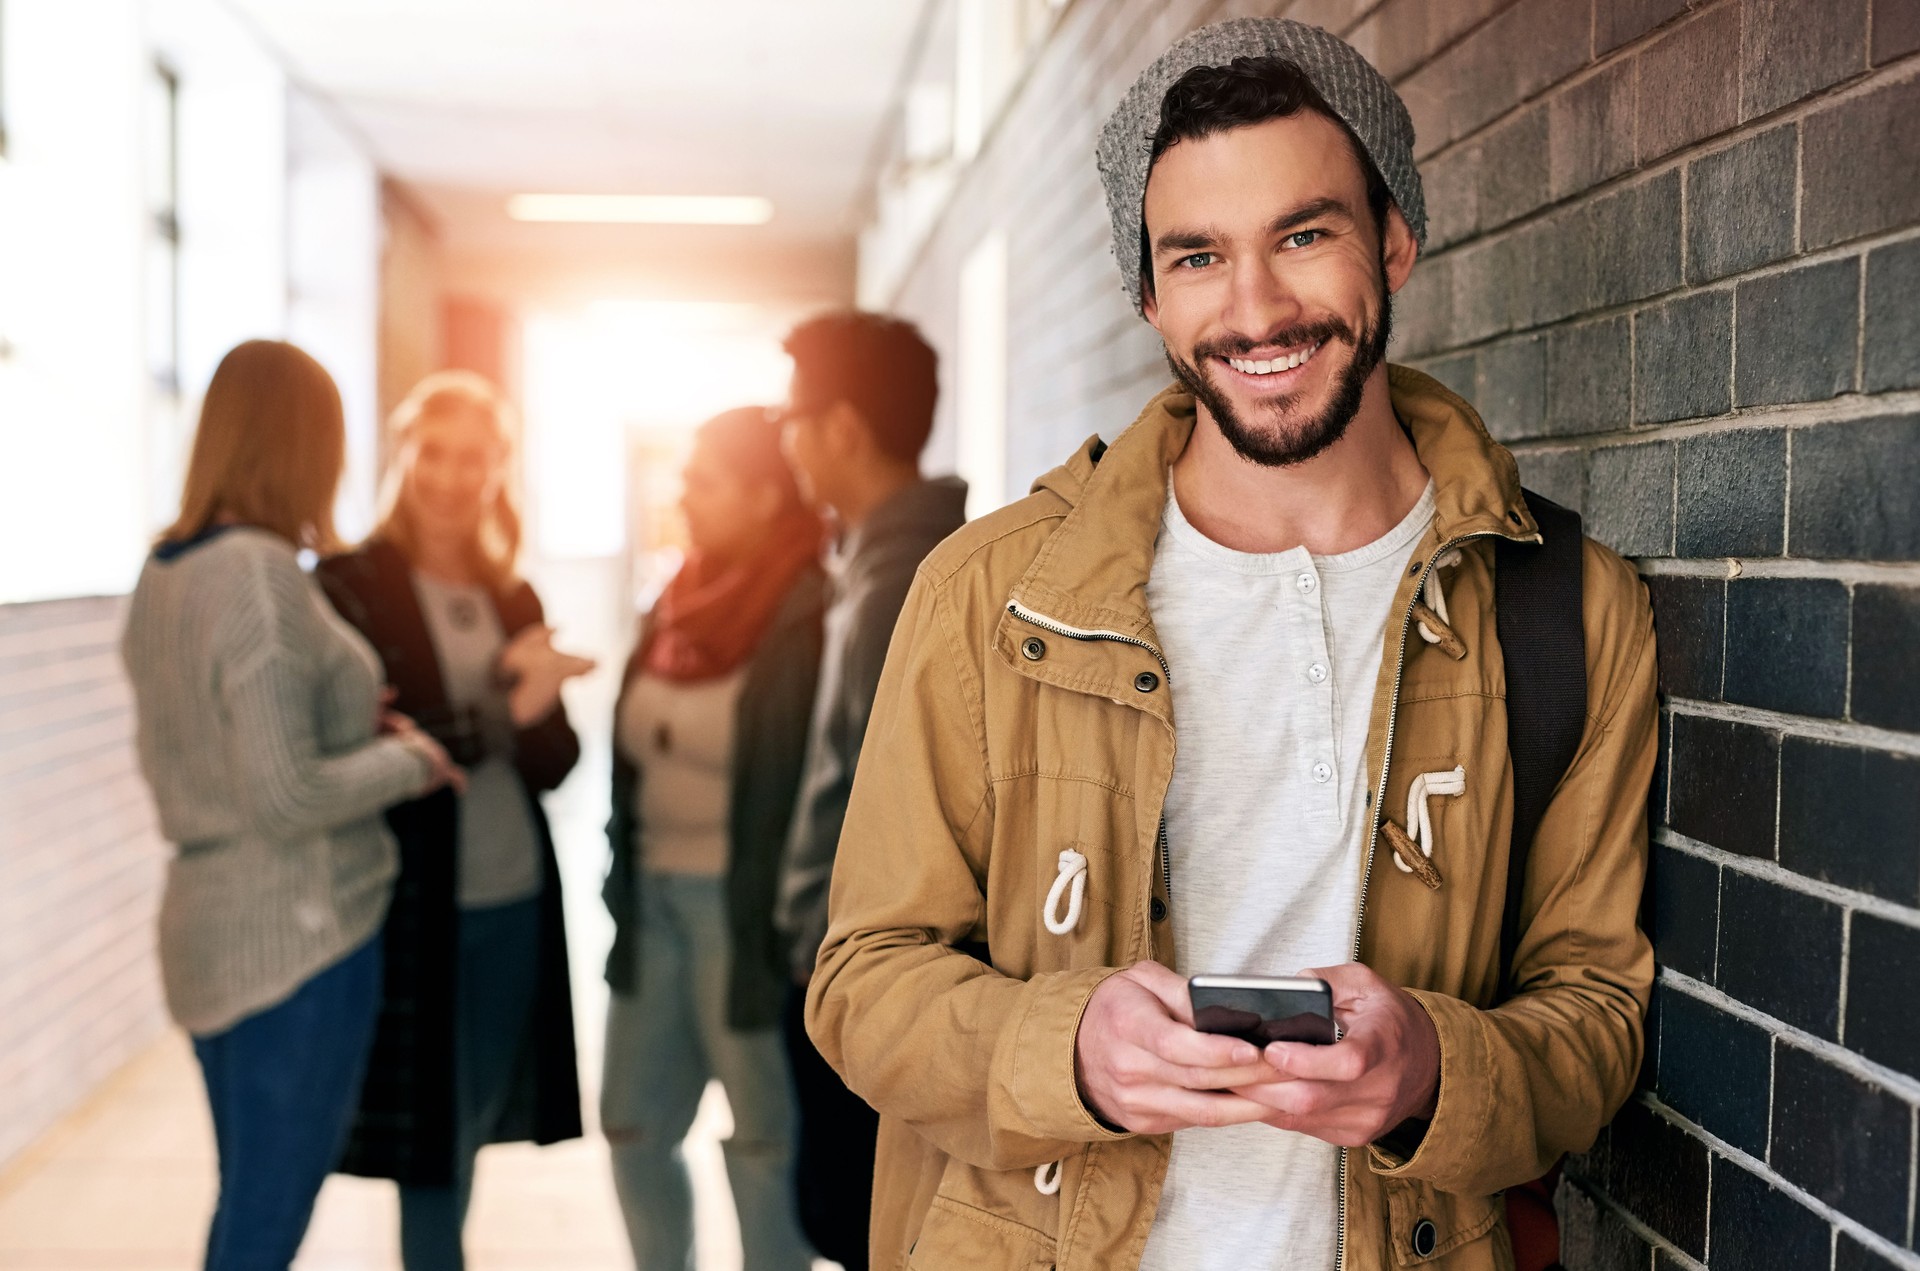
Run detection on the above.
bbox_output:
[1495,489,1588,999]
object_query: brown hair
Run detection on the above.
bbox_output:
[696,405,809,519]
[371,370,523,590]
[162,339,346,551]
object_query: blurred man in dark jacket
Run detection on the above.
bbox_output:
[775,310,968,1268]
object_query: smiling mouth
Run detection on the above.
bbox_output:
[1221,342,1322,378]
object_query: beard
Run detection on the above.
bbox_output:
[1164,276,1393,469]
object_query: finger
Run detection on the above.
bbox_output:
[1301,963,1380,1008]
[1142,1015,1261,1069]
[1129,1086,1278,1131]
[1127,960,1198,1023]
[1228,1077,1339,1119]
[1262,1039,1370,1083]
[1141,1053,1280,1092]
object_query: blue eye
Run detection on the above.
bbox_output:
[1285,230,1322,249]
[1176,252,1216,269]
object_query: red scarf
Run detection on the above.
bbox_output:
[642,512,823,682]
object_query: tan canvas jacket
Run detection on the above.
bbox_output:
[808,366,1658,1271]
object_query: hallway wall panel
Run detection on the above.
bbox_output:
[0,597,169,1168]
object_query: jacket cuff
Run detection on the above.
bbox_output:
[1368,990,1494,1186]
[1007,966,1134,1144]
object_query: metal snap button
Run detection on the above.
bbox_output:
[1411,1217,1437,1258]
[1150,896,1167,922]
[1134,671,1160,692]
[1021,636,1047,661]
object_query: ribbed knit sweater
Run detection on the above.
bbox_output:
[121,527,429,1035]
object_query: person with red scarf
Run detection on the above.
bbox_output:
[600,406,824,1270]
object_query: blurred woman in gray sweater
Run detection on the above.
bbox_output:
[122,340,461,1271]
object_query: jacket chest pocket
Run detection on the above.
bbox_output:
[986,774,1153,974]
[1385,1180,1507,1268]
[905,1195,1056,1271]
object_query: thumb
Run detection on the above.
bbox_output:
[1127,960,1195,1024]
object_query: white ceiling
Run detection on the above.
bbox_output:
[227,0,928,253]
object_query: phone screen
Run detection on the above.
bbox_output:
[1189,975,1336,1046]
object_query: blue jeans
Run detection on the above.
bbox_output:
[601,872,811,1271]
[192,937,383,1271]
[398,896,543,1271]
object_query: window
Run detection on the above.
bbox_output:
[144,61,180,398]
[956,231,1008,517]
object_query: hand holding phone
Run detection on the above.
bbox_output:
[1073,960,1291,1135]
[1217,962,1441,1150]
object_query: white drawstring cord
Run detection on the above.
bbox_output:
[1416,549,1463,645]
[1034,1160,1062,1195]
[1043,849,1088,936]
[1393,766,1466,874]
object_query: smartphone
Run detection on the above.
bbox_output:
[1188,974,1336,1046]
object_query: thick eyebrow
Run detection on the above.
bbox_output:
[1152,226,1225,256]
[1151,196,1360,259]
[1267,196,1357,235]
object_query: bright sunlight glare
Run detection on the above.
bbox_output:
[521,300,797,561]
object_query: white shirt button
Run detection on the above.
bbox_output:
[1297,573,1317,594]
[1311,762,1332,783]
[1308,663,1328,684]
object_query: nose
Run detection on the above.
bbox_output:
[1222,253,1304,345]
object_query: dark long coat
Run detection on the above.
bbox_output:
[603,565,825,1031]
[317,541,584,1186]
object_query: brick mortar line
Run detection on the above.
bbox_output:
[1635,557,1920,585]
[1371,0,1532,89]
[1656,826,1920,931]
[1414,33,1920,255]
[1564,1175,1706,1269]
[1910,1103,1918,1248]
[1414,221,1920,370]
[1630,1085,1920,1270]
[1662,697,1920,756]
[1413,217,1920,374]
[1500,380,1920,450]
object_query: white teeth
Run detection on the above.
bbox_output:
[1228,343,1319,376]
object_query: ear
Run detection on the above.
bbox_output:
[1141,272,1163,332]
[821,399,870,458]
[1381,204,1420,297]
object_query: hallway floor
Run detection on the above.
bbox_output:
[0,1029,758,1270]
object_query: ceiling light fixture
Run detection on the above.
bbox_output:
[506,194,775,225]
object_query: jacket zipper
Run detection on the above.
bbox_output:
[1005,600,1172,679]
[1007,599,1175,921]
[1334,527,1529,1271]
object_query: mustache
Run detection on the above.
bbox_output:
[1193,317,1355,363]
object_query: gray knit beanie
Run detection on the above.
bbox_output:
[1096,17,1426,316]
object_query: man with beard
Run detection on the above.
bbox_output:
[805,19,1656,1271]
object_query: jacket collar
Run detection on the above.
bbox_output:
[1010,364,1537,635]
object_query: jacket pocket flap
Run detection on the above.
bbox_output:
[906,1195,1056,1270]
[1385,1179,1503,1266]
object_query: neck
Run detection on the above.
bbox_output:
[411,533,479,585]
[832,460,921,530]
[1171,370,1430,556]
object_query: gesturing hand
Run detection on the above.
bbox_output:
[498,624,596,727]
[1229,961,1440,1149]
[1074,960,1281,1135]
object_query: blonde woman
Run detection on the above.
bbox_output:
[316,371,592,1271]
[122,340,461,1271]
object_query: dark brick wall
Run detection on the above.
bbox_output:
[879,1,1920,1266]
[0,598,170,1168]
